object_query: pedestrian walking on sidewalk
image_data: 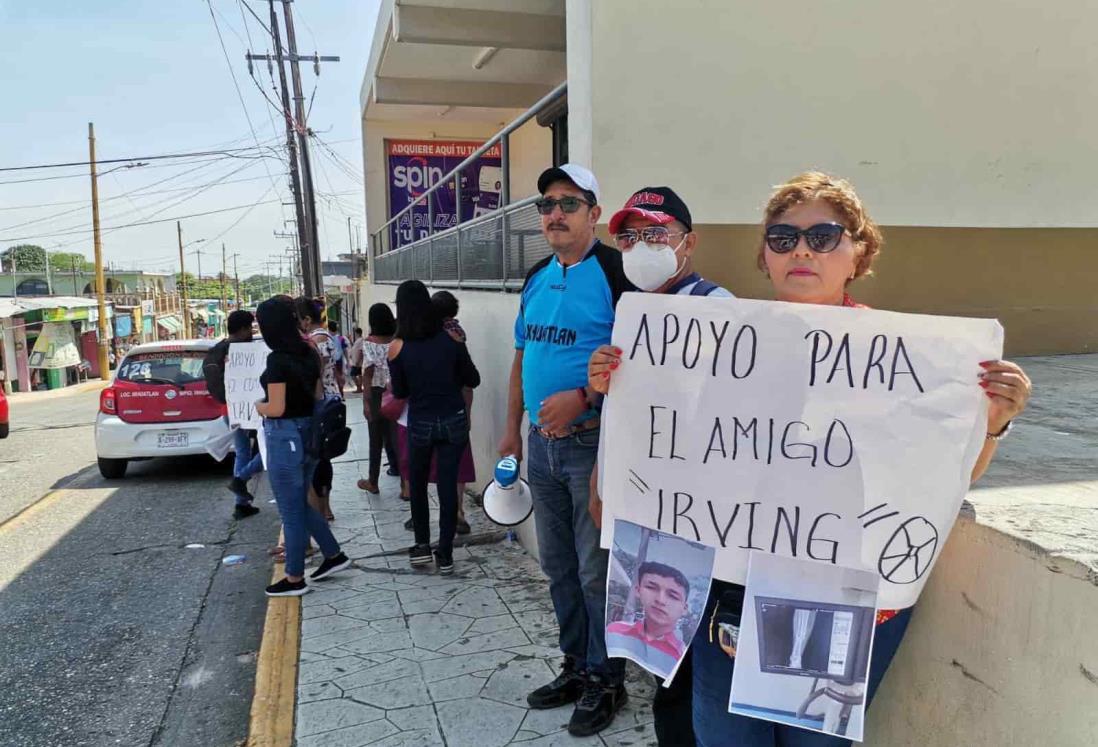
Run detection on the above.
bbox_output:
[389,280,480,575]
[255,296,350,597]
[357,303,399,495]
[498,164,633,737]
[348,327,365,393]
[203,309,265,519]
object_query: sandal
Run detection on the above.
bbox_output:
[357,479,380,494]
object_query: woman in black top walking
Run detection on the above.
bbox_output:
[255,296,350,596]
[388,280,481,574]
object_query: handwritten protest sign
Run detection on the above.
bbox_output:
[225,340,271,430]
[599,295,1002,609]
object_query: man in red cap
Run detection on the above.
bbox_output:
[608,186,733,298]
[593,185,733,745]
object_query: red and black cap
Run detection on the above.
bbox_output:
[608,186,693,235]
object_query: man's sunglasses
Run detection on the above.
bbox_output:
[535,196,594,215]
[764,222,848,254]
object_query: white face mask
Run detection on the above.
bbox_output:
[622,239,683,291]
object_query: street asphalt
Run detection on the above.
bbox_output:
[0,389,281,747]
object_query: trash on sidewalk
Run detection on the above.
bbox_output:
[184,543,206,549]
[222,554,247,565]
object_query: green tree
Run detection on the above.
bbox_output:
[2,244,47,272]
[48,251,94,273]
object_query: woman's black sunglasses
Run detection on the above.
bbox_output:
[535,196,594,215]
[764,222,847,253]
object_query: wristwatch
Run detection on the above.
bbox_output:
[986,420,1013,441]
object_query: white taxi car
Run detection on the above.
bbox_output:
[95,340,231,478]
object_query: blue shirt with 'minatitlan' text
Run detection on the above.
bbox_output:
[514,240,632,426]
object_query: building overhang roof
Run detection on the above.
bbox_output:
[361,0,566,122]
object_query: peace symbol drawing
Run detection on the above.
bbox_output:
[877,517,940,584]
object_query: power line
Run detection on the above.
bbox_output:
[0,198,283,243]
[0,145,279,173]
[205,0,288,224]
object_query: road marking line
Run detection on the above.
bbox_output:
[246,561,300,747]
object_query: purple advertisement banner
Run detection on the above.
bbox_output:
[387,140,502,249]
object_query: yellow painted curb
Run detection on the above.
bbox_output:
[246,562,301,747]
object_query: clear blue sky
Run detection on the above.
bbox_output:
[0,0,380,281]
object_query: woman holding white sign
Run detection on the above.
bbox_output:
[588,172,1031,746]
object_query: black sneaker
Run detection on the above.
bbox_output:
[408,543,433,566]
[309,552,352,582]
[527,658,586,710]
[404,516,414,531]
[386,466,400,477]
[233,503,260,519]
[568,674,627,737]
[228,477,255,502]
[434,550,454,575]
[265,577,309,597]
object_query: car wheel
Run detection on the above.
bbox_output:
[98,457,128,479]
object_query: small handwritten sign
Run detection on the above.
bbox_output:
[225,340,271,429]
[600,295,1003,609]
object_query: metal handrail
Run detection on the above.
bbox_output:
[370,81,567,251]
[377,195,539,261]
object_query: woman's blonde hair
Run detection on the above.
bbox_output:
[758,171,883,282]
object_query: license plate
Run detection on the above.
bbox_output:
[158,431,189,448]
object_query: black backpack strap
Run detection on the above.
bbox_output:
[590,241,636,307]
[689,279,720,297]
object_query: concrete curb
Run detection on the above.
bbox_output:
[246,562,300,747]
[6,379,108,405]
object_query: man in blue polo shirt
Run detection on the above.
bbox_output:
[499,164,632,737]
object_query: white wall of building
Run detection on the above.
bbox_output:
[581,0,1098,227]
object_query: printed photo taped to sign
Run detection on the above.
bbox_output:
[598,294,1002,609]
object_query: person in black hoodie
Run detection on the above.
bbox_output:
[388,280,480,575]
[255,296,350,597]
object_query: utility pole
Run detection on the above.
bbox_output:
[231,253,241,308]
[245,2,338,298]
[9,254,16,302]
[71,257,78,295]
[88,123,110,379]
[177,221,191,338]
[220,243,229,334]
[191,246,205,284]
[44,252,53,295]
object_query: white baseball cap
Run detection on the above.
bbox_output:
[537,163,600,204]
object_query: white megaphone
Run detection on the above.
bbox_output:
[481,455,533,526]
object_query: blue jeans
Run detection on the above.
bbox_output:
[527,426,624,682]
[263,417,341,578]
[232,428,264,500]
[408,410,469,556]
[692,582,914,746]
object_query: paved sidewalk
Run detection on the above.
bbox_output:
[293,418,658,747]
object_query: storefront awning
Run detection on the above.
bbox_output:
[156,315,184,334]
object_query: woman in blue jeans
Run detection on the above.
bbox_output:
[388,280,480,575]
[589,172,1031,744]
[255,296,351,597]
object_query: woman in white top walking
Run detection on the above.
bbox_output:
[296,296,339,522]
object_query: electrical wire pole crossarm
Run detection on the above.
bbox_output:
[88,123,111,379]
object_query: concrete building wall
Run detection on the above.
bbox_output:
[866,514,1098,746]
[568,0,1098,355]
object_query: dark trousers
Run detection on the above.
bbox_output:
[367,386,399,483]
[408,410,468,556]
[654,652,696,746]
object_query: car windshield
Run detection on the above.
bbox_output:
[117,351,206,386]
